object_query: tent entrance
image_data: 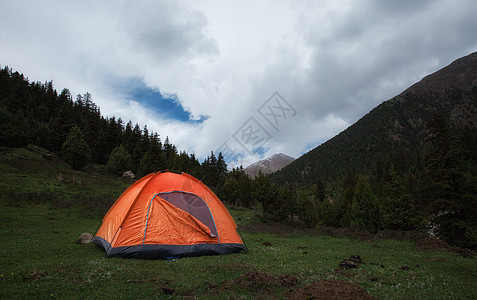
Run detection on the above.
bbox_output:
[143,191,219,245]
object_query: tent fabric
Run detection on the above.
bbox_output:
[92,171,245,259]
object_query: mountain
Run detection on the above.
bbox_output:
[244,153,294,177]
[272,52,477,185]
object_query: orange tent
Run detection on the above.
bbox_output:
[93,171,245,259]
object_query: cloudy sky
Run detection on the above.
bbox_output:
[1,0,476,167]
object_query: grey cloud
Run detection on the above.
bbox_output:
[120,0,218,63]
[371,0,436,15]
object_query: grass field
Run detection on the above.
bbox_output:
[0,146,476,299]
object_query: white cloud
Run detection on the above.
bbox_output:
[1,0,476,166]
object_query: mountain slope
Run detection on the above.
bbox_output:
[272,52,477,184]
[244,153,294,178]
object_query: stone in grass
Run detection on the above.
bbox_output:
[122,171,136,180]
[76,233,93,244]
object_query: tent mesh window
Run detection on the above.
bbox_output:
[155,191,218,237]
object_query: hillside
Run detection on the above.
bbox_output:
[244,153,294,178]
[0,145,130,215]
[272,52,477,185]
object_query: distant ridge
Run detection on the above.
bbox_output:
[244,153,294,178]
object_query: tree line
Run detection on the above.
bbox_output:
[0,66,229,186]
[263,113,476,249]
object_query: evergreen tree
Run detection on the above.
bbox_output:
[214,152,228,195]
[61,126,91,170]
[106,145,133,175]
[334,171,357,227]
[425,114,477,248]
[315,176,326,202]
[349,197,365,230]
[173,151,187,172]
[187,153,201,177]
[320,197,339,226]
[349,175,381,232]
[122,121,135,154]
[296,189,318,227]
[201,151,225,189]
[273,184,296,223]
[163,136,178,167]
[222,176,240,205]
[237,169,253,207]
[131,127,150,172]
[383,194,423,231]
[208,151,218,186]
[381,173,423,231]
[138,135,166,176]
[252,171,276,216]
[0,108,31,147]
[49,102,74,153]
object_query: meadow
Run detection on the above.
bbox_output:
[0,146,475,299]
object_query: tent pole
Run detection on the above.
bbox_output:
[92,220,103,238]
[237,227,248,253]
[106,226,121,255]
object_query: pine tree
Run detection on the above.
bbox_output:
[237,170,253,207]
[138,135,166,176]
[61,126,91,170]
[381,173,423,231]
[252,171,276,216]
[296,189,318,227]
[0,108,31,147]
[106,145,133,175]
[49,102,75,153]
[425,113,477,248]
[320,197,339,227]
[222,176,240,205]
[315,176,326,202]
[349,175,381,233]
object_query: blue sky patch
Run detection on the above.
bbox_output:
[119,78,208,123]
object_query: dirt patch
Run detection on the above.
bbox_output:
[450,246,476,257]
[221,271,298,293]
[288,280,376,300]
[415,238,452,250]
[415,238,476,257]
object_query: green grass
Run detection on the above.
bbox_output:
[0,146,129,215]
[1,203,475,299]
[0,146,476,299]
